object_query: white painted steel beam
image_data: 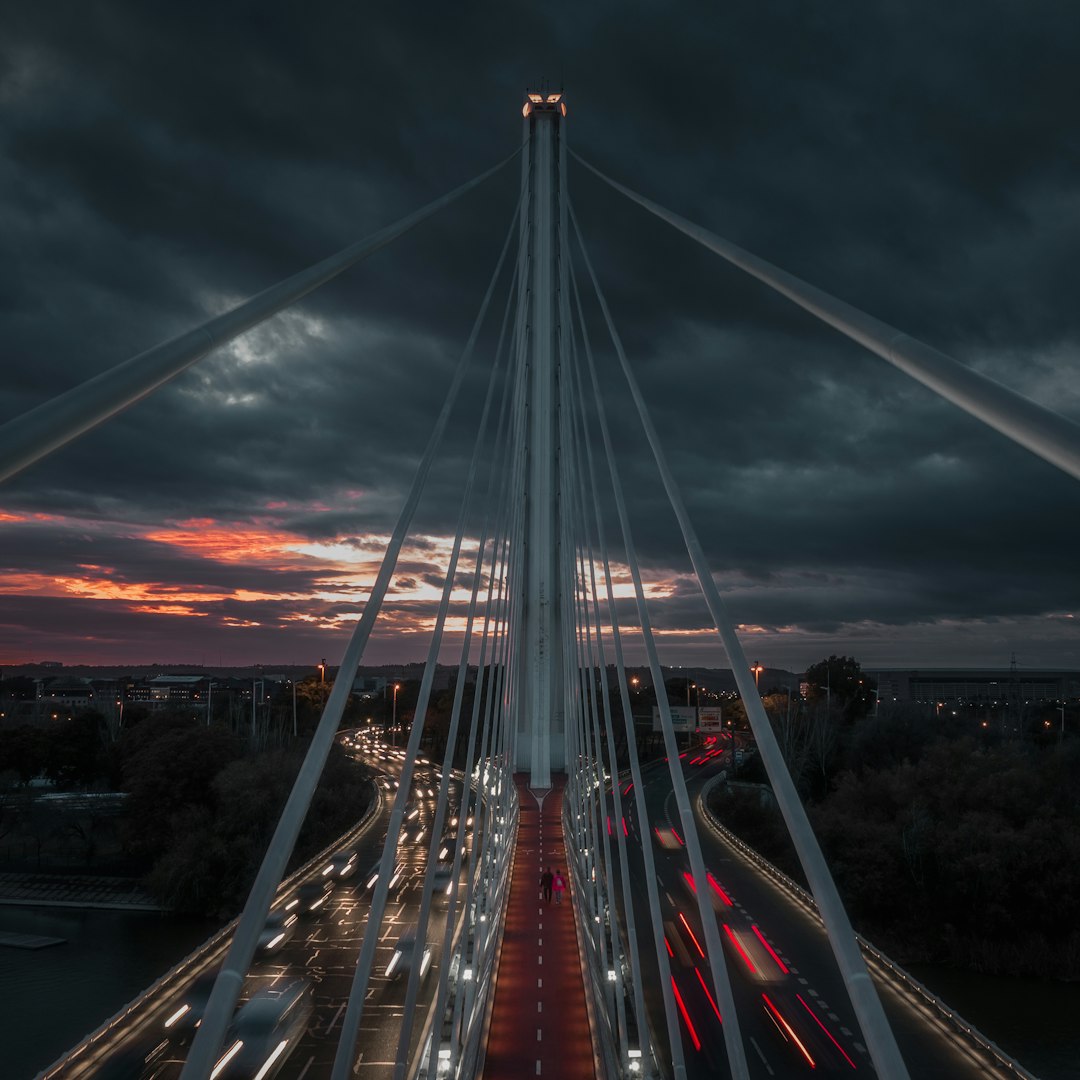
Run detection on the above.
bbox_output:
[573,150,1080,485]
[0,149,519,485]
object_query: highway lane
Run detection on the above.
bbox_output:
[51,731,468,1080]
[610,748,1014,1079]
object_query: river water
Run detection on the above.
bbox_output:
[907,963,1080,1080]
[2,905,1078,1079]
[0,905,220,1080]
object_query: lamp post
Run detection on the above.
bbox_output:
[392,683,401,747]
[751,662,763,692]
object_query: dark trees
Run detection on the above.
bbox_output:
[805,655,877,720]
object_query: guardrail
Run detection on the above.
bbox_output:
[37,773,382,1079]
[456,794,518,1080]
[697,775,1039,1080]
[563,804,623,1080]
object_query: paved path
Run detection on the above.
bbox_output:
[0,872,162,910]
[482,773,595,1080]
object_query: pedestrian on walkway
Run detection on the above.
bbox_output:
[553,869,565,905]
[540,867,554,903]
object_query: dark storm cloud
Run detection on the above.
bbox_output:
[2,2,1080,666]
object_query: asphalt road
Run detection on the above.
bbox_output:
[612,748,1018,1079]
[53,731,466,1080]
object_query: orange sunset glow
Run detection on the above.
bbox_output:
[0,498,692,665]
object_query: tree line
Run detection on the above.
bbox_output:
[0,708,372,917]
[711,656,1080,978]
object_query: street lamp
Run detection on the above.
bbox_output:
[318,659,326,684]
[751,662,764,692]
[392,683,401,747]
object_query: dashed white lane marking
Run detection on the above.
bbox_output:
[749,1037,775,1075]
[808,988,820,997]
[327,1002,346,1031]
[854,1042,868,1054]
[538,937,543,946]
[537,1027,542,1041]
[537,1001,543,1012]
[537,978,543,988]
[538,955,543,965]
[840,1026,852,1036]
[828,1012,840,1021]
[535,1062,542,1075]
[798,976,808,984]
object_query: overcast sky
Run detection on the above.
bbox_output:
[2,2,1080,672]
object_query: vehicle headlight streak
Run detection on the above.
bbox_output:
[164,1003,190,1029]
[210,1039,243,1079]
[252,1039,291,1080]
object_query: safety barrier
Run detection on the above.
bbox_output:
[564,802,623,1080]
[455,793,518,1080]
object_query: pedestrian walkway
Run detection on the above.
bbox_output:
[0,873,162,910]
[482,773,596,1080]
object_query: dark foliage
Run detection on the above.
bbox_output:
[131,731,372,916]
[712,715,1080,977]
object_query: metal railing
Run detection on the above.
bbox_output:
[454,793,518,1080]
[563,802,629,1080]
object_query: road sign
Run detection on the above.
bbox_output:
[698,706,722,731]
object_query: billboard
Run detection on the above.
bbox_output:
[698,707,723,731]
[652,705,696,732]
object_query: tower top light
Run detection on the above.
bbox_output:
[522,90,566,118]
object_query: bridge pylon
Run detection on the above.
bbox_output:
[513,89,570,787]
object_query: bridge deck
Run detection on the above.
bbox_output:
[482,774,595,1080]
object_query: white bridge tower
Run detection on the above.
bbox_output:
[514,90,569,787]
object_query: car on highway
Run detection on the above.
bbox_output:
[257,910,297,954]
[295,876,335,915]
[437,833,459,861]
[163,971,218,1039]
[431,861,456,897]
[326,848,359,880]
[213,980,313,1079]
[365,860,406,893]
[385,929,432,980]
[653,824,685,850]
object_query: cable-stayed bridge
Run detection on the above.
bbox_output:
[5,91,1076,1080]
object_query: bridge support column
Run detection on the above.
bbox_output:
[514,91,569,787]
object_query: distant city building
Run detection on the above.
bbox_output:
[128,674,208,709]
[871,668,1080,705]
[37,677,95,708]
